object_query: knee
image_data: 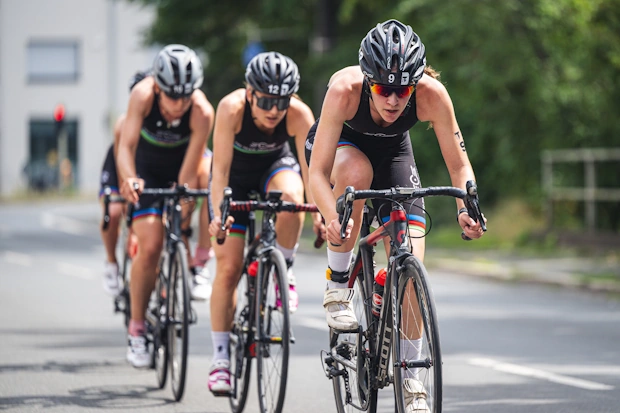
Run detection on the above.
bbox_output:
[334,160,373,189]
[138,238,162,263]
[279,184,304,204]
[215,262,242,291]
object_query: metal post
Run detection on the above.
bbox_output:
[541,151,554,229]
[584,152,596,232]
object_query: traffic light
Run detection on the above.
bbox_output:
[53,103,65,132]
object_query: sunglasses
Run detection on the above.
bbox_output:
[163,92,191,101]
[369,82,415,99]
[253,91,291,111]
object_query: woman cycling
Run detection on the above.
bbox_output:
[116,44,215,368]
[306,19,486,412]
[207,52,321,394]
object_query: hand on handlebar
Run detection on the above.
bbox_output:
[326,217,353,247]
[313,213,327,248]
[120,178,144,204]
[458,211,487,240]
[209,215,235,244]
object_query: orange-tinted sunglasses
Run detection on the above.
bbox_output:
[369,82,414,99]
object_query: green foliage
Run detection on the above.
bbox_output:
[126,0,620,233]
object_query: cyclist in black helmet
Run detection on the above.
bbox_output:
[207,51,322,394]
[116,44,215,368]
[306,20,486,412]
[99,69,214,301]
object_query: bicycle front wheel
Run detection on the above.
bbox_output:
[330,271,377,413]
[229,269,253,413]
[392,255,442,413]
[153,261,168,389]
[168,241,191,401]
[255,249,290,413]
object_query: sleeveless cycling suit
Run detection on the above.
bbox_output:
[133,95,193,219]
[99,144,120,200]
[228,99,300,238]
[305,81,425,233]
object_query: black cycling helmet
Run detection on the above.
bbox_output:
[153,44,203,97]
[245,52,300,96]
[359,19,426,86]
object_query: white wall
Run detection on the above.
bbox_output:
[0,0,155,196]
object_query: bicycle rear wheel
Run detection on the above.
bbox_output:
[229,269,253,413]
[330,271,377,413]
[392,256,442,413]
[255,249,290,413]
[168,241,191,401]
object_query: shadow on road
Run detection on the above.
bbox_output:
[0,385,172,410]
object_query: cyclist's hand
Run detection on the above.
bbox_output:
[326,217,353,247]
[209,215,235,239]
[121,178,144,204]
[313,212,326,241]
[458,211,487,240]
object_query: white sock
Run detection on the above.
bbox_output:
[326,249,353,289]
[401,338,422,379]
[211,331,230,362]
[276,241,298,262]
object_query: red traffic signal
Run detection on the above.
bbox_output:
[53,104,65,123]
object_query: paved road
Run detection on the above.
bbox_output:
[1,200,619,412]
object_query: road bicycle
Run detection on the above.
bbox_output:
[323,180,486,413]
[137,185,210,401]
[215,187,320,413]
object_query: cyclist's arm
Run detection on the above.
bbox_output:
[209,90,244,233]
[289,97,317,203]
[416,75,484,237]
[308,69,358,225]
[178,90,214,188]
[117,81,152,202]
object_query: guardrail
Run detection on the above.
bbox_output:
[541,148,620,231]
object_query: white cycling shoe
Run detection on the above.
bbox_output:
[323,288,358,331]
[404,378,430,413]
[190,267,212,301]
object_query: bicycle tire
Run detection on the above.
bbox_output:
[229,267,253,413]
[168,241,191,401]
[153,263,168,389]
[330,271,377,413]
[120,246,132,328]
[392,255,442,413]
[256,249,290,413]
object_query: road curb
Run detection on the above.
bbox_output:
[426,257,620,295]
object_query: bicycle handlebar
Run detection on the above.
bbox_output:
[217,186,323,246]
[336,180,486,241]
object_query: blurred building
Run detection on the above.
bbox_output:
[0,0,157,196]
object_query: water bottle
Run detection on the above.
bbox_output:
[371,268,387,318]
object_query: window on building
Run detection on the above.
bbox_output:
[27,41,80,83]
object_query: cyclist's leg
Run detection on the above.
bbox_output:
[323,140,373,331]
[191,149,214,300]
[261,154,305,312]
[99,141,123,296]
[209,181,249,393]
[127,206,164,368]
[373,135,431,410]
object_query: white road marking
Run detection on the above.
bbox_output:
[469,357,614,391]
[41,212,92,236]
[1,251,33,267]
[57,262,96,280]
